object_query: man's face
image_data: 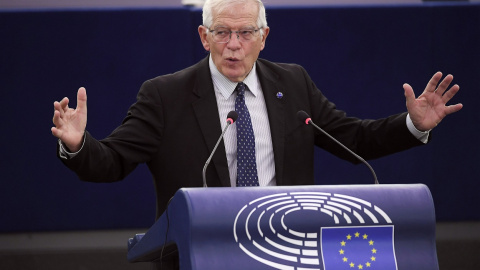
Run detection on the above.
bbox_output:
[199,1,269,82]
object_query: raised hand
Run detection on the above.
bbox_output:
[51,87,88,152]
[404,72,463,132]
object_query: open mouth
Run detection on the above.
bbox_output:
[226,57,240,63]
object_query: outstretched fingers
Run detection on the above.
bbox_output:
[403,83,417,109]
[53,98,68,125]
[76,87,87,114]
[441,83,460,103]
[435,73,454,96]
[51,87,88,142]
[425,71,443,93]
[52,104,66,138]
[53,97,69,118]
[434,74,462,114]
[445,103,464,116]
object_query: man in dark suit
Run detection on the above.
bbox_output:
[51,0,462,239]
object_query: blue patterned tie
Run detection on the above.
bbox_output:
[235,82,259,187]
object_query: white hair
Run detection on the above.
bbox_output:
[202,0,268,35]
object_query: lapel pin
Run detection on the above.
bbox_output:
[276,92,283,99]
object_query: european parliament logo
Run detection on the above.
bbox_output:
[233,191,398,270]
[321,226,397,270]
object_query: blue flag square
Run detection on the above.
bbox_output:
[321,226,397,270]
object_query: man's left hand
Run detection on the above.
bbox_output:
[404,71,463,132]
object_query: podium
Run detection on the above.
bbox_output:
[127,184,439,269]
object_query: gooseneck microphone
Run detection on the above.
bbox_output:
[297,110,379,185]
[202,111,238,187]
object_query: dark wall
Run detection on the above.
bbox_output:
[1,3,478,232]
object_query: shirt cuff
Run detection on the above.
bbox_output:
[406,114,430,144]
[58,135,86,160]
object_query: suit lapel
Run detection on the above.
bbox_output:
[192,57,231,187]
[256,60,286,185]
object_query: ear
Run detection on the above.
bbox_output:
[259,27,270,51]
[198,25,210,51]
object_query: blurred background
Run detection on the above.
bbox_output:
[1,0,479,269]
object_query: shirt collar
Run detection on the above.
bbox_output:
[209,55,259,99]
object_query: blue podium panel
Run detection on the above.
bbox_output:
[128,184,438,270]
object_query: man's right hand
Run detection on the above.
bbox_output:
[51,87,88,152]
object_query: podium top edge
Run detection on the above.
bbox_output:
[178,183,429,192]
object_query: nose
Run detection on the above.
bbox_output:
[226,32,241,48]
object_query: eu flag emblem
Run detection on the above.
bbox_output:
[321,226,397,270]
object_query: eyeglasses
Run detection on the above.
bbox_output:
[208,27,262,43]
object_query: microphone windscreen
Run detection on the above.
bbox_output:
[297,110,310,123]
[227,111,238,123]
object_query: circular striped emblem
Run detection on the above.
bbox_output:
[233,191,392,269]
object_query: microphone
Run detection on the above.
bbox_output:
[297,110,379,184]
[202,111,238,187]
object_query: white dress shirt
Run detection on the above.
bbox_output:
[209,56,276,187]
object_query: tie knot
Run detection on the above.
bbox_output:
[236,82,246,96]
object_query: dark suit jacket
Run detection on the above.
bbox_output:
[60,56,424,217]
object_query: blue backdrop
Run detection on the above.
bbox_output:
[1,2,478,232]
